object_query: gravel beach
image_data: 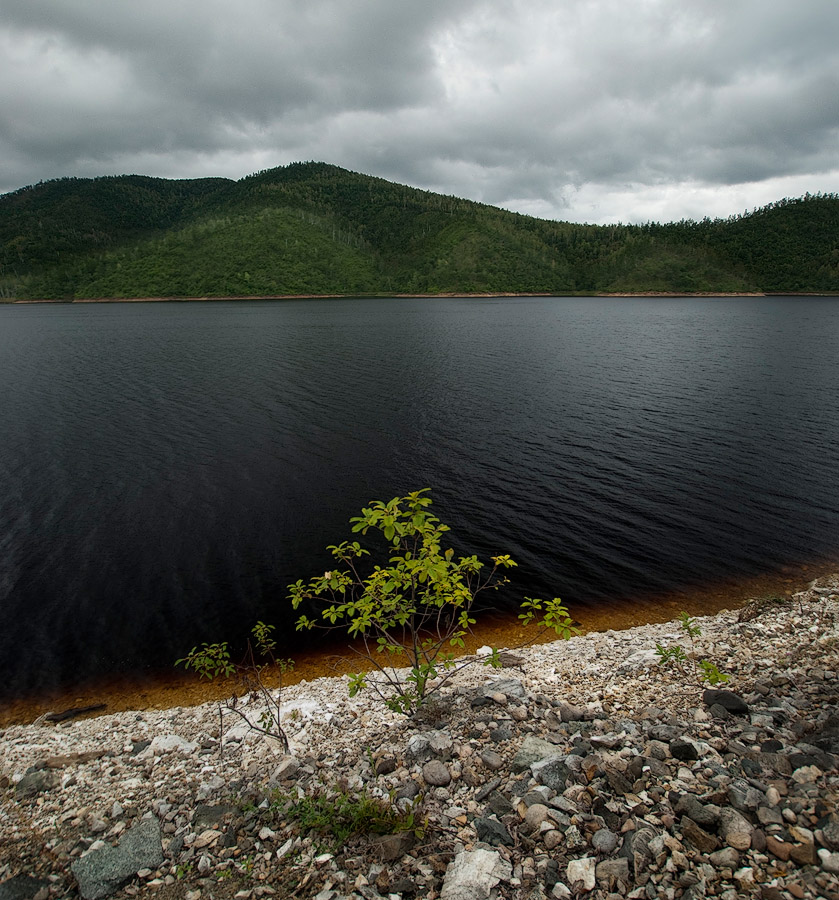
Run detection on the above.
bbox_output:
[1,576,837,900]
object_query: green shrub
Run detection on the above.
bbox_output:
[177,622,294,751]
[289,489,577,713]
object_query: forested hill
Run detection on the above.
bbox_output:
[1,162,838,299]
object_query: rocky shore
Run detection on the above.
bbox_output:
[1,577,837,900]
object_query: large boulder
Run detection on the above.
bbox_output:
[71,819,163,900]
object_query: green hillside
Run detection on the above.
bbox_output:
[1,162,837,299]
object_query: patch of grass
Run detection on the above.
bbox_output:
[270,786,425,850]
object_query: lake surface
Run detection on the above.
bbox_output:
[1,296,838,701]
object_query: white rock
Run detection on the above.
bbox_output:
[792,765,822,784]
[197,775,225,799]
[566,857,596,892]
[618,648,660,672]
[146,734,199,755]
[440,848,512,900]
[819,848,839,873]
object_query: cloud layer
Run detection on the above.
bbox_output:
[2,0,838,223]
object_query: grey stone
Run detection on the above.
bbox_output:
[511,736,559,772]
[675,794,720,829]
[407,730,452,762]
[523,803,550,831]
[192,803,238,829]
[394,780,419,800]
[485,678,527,700]
[490,725,512,743]
[626,755,667,780]
[670,738,699,761]
[565,824,587,852]
[71,819,164,900]
[523,787,551,805]
[474,777,502,803]
[819,849,839,874]
[147,734,198,755]
[0,875,51,900]
[480,749,504,770]
[648,724,683,742]
[487,791,514,818]
[406,733,434,763]
[557,701,586,722]
[703,690,750,715]
[757,805,784,826]
[270,755,300,783]
[530,756,570,792]
[719,807,754,851]
[422,760,451,787]
[727,778,763,812]
[474,816,514,847]
[591,828,619,854]
[429,731,454,757]
[709,847,740,868]
[15,770,59,798]
[821,814,839,850]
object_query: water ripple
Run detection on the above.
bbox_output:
[1,296,838,698]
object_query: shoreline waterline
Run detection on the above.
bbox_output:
[6,291,782,305]
[1,559,831,728]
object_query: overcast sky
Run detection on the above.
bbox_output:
[2,1,838,224]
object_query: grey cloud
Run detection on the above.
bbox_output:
[1,0,838,223]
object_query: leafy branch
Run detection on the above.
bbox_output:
[289,489,577,714]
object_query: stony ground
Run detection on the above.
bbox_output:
[1,577,838,900]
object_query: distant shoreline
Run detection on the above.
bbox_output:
[10,290,839,305]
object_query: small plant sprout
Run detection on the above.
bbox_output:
[177,621,294,752]
[289,489,579,714]
[655,611,729,686]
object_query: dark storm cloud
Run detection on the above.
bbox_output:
[1,0,838,223]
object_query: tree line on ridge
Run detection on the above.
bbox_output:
[1,162,837,300]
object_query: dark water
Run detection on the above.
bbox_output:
[1,296,838,700]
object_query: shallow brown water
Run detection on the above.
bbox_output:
[1,561,827,728]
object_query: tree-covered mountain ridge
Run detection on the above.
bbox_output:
[1,161,837,299]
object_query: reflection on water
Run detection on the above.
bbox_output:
[1,295,838,704]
